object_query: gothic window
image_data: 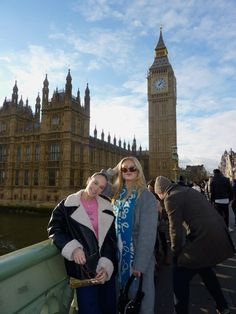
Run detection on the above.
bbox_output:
[15,170,19,185]
[162,103,166,115]
[49,143,60,161]
[48,169,57,186]
[71,116,76,133]
[0,170,5,184]
[71,143,75,162]
[0,145,7,162]
[79,169,83,187]
[16,146,21,161]
[80,144,83,162]
[35,144,40,161]
[70,169,74,186]
[25,145,30,161]
[0,122,6,133]
[24,170,29,185]
[50,115,60,130]
[80,120,84,136]
[34,169,39,185]
[51,115,60,125]
[90,148,94,164]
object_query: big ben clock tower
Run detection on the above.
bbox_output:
[148,28,178,180]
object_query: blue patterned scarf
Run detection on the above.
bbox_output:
[113,186,138,287]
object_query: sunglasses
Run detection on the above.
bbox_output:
[121,166,137,173]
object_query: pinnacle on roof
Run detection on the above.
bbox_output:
[155,26,167,51]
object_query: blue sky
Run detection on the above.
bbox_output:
[0,0,236,172]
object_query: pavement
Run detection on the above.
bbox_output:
[155,207,236,314]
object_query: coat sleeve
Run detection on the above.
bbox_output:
[164,196,184,257]
[133,189,158,273]
[209,180,215,202]
[47,201,83,260]
[97,210,118,280]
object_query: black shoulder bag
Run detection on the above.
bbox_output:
[118,273,145,314]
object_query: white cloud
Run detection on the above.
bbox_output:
[0,45,79,105]
[90,94,148,149]
[1,0,236,173]
[73,0,122,22]
[57,28,135,72]
[178,109,236,171]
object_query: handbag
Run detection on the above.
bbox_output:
[69,276,100,288]
[69,251,101,288]
[118,273,145,314]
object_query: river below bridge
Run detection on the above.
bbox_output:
[0,210,51,256]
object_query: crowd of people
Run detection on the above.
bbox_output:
[47,158,235,314]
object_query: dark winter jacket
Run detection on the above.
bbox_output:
[47,190,117,280]
[163,184,235,269]
[209,173,233,202]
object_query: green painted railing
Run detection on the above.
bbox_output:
[0,240,76,314]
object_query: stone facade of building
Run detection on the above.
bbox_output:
[220,149,236,180]
[0,30,177,207]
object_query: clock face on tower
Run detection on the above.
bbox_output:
[152,77,167,92]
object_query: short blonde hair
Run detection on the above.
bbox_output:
[112,156,146,200]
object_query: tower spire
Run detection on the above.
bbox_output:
[65,69,72,96]
[42,74,49,107]
[149,27,170,70]
[155,26,168,57]
[12,80,18,105]
[84,83,90,114]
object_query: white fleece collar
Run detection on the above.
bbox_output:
[64,190,114,249]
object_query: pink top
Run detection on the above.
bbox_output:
[81,198,99,238]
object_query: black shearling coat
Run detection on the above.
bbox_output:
[47,190,117,280]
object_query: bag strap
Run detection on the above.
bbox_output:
[124,273,143,298]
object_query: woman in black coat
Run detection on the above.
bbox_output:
[47,172,117,314]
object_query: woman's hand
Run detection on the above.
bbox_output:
[133,270,141,277]
[72,247,86,265]
[95,267,108,284]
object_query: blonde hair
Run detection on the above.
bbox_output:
[112,156,146,200]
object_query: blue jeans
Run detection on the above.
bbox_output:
[173,264,228,314]
[76,275,116,314]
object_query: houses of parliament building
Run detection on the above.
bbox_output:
[0,30,178,208]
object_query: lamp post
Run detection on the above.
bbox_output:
[172,146,179,182]
[172,162,178,182]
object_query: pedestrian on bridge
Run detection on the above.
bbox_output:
[155,176,235,314]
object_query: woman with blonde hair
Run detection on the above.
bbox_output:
[112,156,158,314]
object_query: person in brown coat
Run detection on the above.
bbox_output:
[155,176,235,314]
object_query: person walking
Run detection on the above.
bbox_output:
[112,156,158,314]
[209,169,233,231]
[155,176,235,314]
[47,172,117,314]
[177,175,186,186]
[192,181,201,192]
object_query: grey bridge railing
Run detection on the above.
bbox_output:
[0,240,76,314]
